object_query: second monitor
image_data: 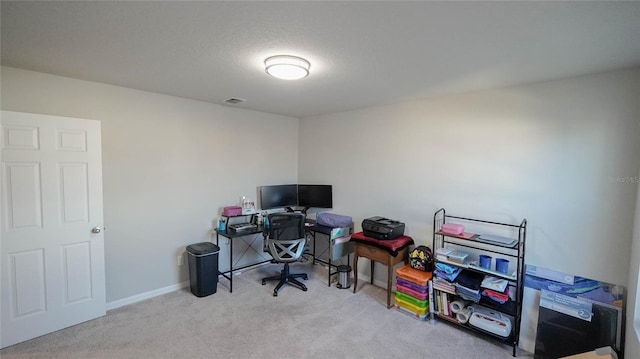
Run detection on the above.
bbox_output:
[298,184,332,209]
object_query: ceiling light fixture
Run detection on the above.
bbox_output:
[264,55,310,80]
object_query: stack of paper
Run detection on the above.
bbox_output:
[435,248,452,261]
[481,276,509,292]
[432,276,456,293]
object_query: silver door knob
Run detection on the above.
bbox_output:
[92,227,102,234]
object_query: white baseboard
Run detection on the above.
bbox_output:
[106,281,189,311]
[357,273,393,290]
[313,260,392,290]
[105,266,389,312]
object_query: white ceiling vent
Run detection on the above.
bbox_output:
[225,98,246,105]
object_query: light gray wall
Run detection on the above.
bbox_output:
[299,68,640,353]
[1,66,300,302]
[627,167,640,358]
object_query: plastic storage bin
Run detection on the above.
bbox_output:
[396,277,428,293]
[395,303,429,321]
[395,294,429,316]
[396,282,429,300]
[395,291,428,308]
[396,264,432,286]
[186,242,220,297]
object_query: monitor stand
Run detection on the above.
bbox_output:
[285,207,310,215]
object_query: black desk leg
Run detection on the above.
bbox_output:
[215,232,222,288]
[216,232,233,293]
[229,238,233,293]
[328,256,332,287]
[312,232,317,265]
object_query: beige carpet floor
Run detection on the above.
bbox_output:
[0,260,533,358]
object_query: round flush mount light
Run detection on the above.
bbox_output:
[264,55,310,80]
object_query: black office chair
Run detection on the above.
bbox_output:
[261,213,308,296]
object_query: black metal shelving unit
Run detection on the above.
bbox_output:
[431,208,527,357]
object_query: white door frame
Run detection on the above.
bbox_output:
[1,111,106,348]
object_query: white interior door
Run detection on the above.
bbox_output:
[1,111,106,348]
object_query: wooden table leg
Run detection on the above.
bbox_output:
[386,256,393,308]
[353,252,359,293]
[370,260,374,284]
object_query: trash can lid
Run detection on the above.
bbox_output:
[337,265,351,272]
[186,242,220,255]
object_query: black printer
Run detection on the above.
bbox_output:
[362,216,405,240]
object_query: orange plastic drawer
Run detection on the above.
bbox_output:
[396,264,432,286]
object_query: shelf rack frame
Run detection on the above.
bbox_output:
[432,208,527,357]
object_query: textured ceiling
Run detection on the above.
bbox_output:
[2,1,639,118]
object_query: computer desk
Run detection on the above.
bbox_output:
[215,221,351,292]
[214,226,269,293]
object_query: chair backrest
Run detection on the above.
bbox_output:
[267,213,306,263]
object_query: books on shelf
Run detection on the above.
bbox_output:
[432,290,457,319]
[441,292,449,316]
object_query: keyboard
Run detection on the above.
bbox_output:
[228,223,258,234]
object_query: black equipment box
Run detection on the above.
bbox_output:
[362,216,405,240]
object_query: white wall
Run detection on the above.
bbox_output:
[1,66,300,303]
[299,68,640,353]
[627,166,640,358]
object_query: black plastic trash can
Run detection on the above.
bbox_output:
[186,242,220,297]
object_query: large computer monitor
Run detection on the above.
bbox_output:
[259,184,298,210]
[298,184,332,209]
[534,301,623,358]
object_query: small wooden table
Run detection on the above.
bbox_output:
[351,233,413,309]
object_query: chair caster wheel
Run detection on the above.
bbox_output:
[262,280,266,285]
[303,275,308,280]
[273,292,278,297]
[302,287,308,291]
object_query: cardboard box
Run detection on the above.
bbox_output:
[560,347,617,359]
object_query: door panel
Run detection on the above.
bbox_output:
[58,163,89,223]
[1,111,105,348]
[55,128,87,152]
[3,125,39,150]
[9,249,46,317]
[62,241,92,304]
[5,162,43,229]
